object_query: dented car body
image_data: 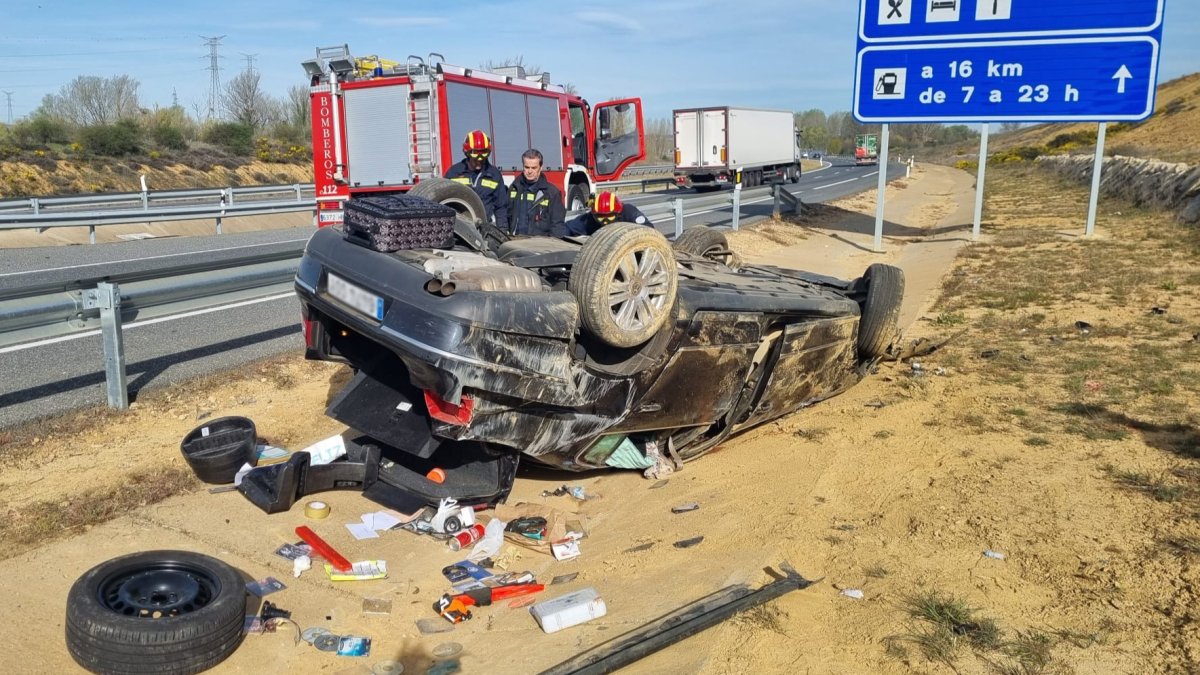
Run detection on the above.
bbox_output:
[239,215,901,514]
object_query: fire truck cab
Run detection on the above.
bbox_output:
[303,46,646,227]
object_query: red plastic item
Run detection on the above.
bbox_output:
[295,525,352,572]
[424,390,474,425]
[491,583,545,601]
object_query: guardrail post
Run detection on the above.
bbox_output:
[83,282,129,410]
[217,189,227,235]
[89,225,96,245]
[731,182,742,231]
[673,198,684,239]
[772,184,781,219]
[294,184,302,202]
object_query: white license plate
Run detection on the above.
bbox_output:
[319,211,344,224]
[327,274,384,321]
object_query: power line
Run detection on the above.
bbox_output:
[199,35,225,122]
[240,53,258,75]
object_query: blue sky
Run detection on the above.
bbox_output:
[1,0,1196,123]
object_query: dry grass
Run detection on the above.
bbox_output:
[0,467,199,561]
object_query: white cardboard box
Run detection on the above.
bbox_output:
[530,588,607,633]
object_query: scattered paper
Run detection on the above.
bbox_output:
[274,543,312,561]
[302,434,347,466]
[840,588,865,600]
[233,462,254,486]
[325,560,388,581]
[367,510,404,531]
[345,522,380,540]
[551,538,581,561]
[293,555,311,578]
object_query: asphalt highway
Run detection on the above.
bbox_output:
[0,159,904,428]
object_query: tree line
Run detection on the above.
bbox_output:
[0,72,311,161]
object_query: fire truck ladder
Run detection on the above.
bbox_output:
[409,70,440,177]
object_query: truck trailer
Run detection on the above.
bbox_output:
[673,107,801,190]
[854,134,879,166]
[304,45,646,226]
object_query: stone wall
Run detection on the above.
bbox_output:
[1035,154,1200,224]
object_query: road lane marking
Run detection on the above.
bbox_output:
[0,292,296,354]
[811,177,864,191]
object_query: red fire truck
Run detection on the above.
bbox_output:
[302,46,646,227]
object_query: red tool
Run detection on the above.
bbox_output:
[295,525,352,572]
[435,583,545,623]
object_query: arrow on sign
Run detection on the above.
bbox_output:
[1113,65,1133,94]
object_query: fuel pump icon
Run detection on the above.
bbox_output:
[871,68,907,100]
[876,73,900,96]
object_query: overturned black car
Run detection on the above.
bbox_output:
[239,180,904,514]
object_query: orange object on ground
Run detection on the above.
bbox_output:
[295,525,352,572]
[426,467,447,484]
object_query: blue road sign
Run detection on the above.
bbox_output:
[853,0,1166,123]
[855,37,1160,123]
[861,0,1164,43]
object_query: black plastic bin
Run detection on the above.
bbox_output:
[180,416,258,484]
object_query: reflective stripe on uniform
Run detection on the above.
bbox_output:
[480,179,500,189]
[451,177,471,185]
[538,200,550,207]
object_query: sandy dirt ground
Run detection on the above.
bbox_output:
[3,163,1197,674]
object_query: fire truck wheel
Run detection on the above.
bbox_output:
[672,226,741,269]
[857,263,905,360]
[569,223,678,348]
[567,184,589,212]
[410,179,488,226]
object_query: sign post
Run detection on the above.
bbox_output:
[854,0,1165,240]
[1086,122,1108,236]
[874,124,890,252]
[973,123,989,241]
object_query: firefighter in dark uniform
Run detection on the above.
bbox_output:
[565,191,653,236]
[508,149,566,237]
[444,129,509,226]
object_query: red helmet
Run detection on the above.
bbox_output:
[591,191,622,219]
[462,130,491,156]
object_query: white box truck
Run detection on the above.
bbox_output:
[673,107,801,190]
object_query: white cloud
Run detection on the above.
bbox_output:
[573,11,644,33]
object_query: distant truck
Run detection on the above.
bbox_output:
[855,134,879,166]
[673,107,801,190]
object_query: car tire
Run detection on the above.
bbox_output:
[672,226,741,268]
[66,550,246,675]
[569,223,678,348]
[789,165,801,183]
[857,263,905,359]
[410,178,488,226]
[567,183,589,212]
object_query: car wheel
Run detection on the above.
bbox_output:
[410,178,487,226]
[569,223,678,348]
[66,550,246,675]
[789,165,801,183]
[673,226,741,268]
[567,183,589,212]
[857,263,905,359]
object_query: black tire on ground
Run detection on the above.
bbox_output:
[66,550,247,675]
[567,183,589,213]
[410,178,487,226]
[857,263,905,359]
[789,164,801,183]
[672,226,741,268]
[569,223,678,348]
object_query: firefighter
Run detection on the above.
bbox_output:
[565,191,653,236]
[508,149,566,237]
[445,130,509,226]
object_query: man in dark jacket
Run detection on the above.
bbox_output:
[444,129,509,226]
[565,190,653,236]
[508,149,566,237]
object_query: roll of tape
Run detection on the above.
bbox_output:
[304,500,330,519]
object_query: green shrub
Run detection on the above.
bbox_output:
[152,124,188,151]
[79,119,141,156]
[202,122,254,155]
[13,115,71,147]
